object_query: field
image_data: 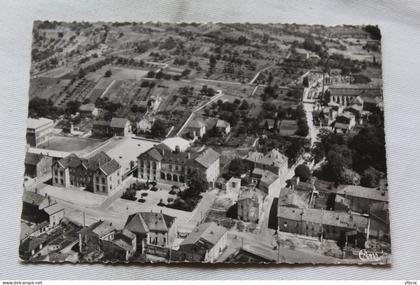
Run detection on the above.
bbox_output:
[29,77,71,100]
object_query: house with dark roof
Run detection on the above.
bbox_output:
[215,119,231,135]
[250,168,281,197]
[244,149,288,184]
[52,151,122,195]
[137,144,220,187]
[179,222,228,262]
[110,117,131,136]
[101,229,137,261]
[21,191,63,238]
[334,185,389,215]
[92,117,131,137]
[187,118,206,138]
[24,152,53,179]
[277,206,369,246]
[78,220,117,254]
[124,211,177,256]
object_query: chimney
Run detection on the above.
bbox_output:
[187,152,191,159]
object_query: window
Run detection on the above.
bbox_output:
[55,178,58,184]
[117,171,120,176]
[161,173,165,179]
[60,170,64,176]
[60,179,64,184]
[102,186,106,192]
[96,185,100,192]
[232,182,236,188]
[102,177,106,184]
[96,176,99,182]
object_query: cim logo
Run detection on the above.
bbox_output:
[358,249,384,262]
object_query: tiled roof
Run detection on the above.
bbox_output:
[278,206,369,229]
[79,103,96,112]
[192,147,220,168]
[93,120,110,127]
[336,185,388,202]
[189,119,205,129]
[125,212,175,234]
[99,159,121,175]
[253,168,279,186]
[26,117,53,129]
[22,191,46,206]
[84,151,112,171]
[140,212,175,232]
[92,221,116,237]
[181,222,227,246]
[278,187,309,208]
[125,213,148,235]
[110,117,129,129]
[216,119,230,129]
[244,149,288,168]
[162,137,191,152]
[43,203,64,215]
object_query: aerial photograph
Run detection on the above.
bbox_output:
[20,21,389,264]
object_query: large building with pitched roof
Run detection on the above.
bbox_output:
[244,149,288,180]
[137,143,220,187]
[52,151,122,195]
[277,206,370,245]
[179,222,227,262]
[92,117,131,137]
[124,211,177,255]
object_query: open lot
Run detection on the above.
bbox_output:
[38,135,106,156]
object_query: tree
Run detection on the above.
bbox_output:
[65,100,81,115]
[360,167,382,188]
[150,119,166,138]
[104,70,112,77]
[350,127,386,173]
[294,164,311,182]
[363,25,381,41]
[239,100,249,110]
[228,159,249,178]
[187,169,208,195]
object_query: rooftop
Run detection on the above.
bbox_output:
[27,117,53,130]
[189,119,205,129]
[181,222,227,246]
[125,212,176,234]
[336,185,388,202]
[244,149,288,168]
[92,220,116,237]
[278,206,369,229]
[110,117,129,129]
[162,136,191,152]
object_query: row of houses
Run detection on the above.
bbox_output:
[276,175,390,245]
